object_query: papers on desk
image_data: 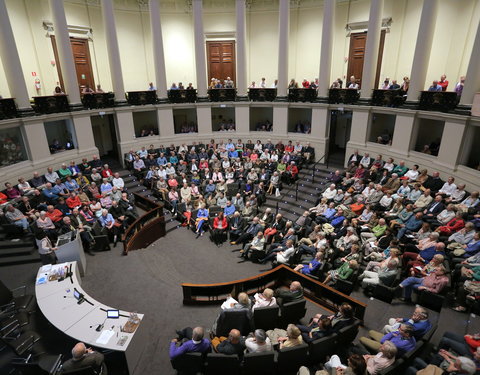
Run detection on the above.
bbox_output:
[96,330,115,345]
[40,264,52,273]
[221,296,238,310]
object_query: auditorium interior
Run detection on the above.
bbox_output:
[1,0,480,374]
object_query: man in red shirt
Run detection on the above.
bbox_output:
[45,205,63,223]
[302,79,310,88]
[439,74,449,91]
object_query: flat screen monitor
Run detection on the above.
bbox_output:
[107,309,120,319]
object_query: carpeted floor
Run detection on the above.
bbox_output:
[2,220,480,374]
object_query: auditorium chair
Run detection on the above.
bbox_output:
[242,351,275,375]
[214,309,252,337]
[279,299,306,327]
[11,353,62,375]
[334,320,361,348]
[252,305,279,331]
[0,329,43,358]
[421,323,438,343]
[62,366,105,375]
[276,343,308,374]
[377,358,405,375]
[205,353,241,375]
[412,289,446,313]
[333,270,359,296]
[307,334,336,364]
[170,352,205,375]
[0,280,35,313]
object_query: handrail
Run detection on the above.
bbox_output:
[181,264,367,321]
[311,154,327,184]
[276,180,299,214]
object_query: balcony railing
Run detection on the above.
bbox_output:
[33,95,70,114]
[126,90,158,105]
[288,88,317,102]
[418,91,458,112]
[0,98,18,119]
[328,88,360,105]
[371,89,406,107]
[167,89,197,103]
[248,88,277,102]
[208,88,236,102]
[81,92,115,109]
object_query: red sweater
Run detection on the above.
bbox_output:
[66,196,82,209]
[437,218,465,235]
[213,217,227,229]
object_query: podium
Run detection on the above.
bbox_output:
[55,231,87,276]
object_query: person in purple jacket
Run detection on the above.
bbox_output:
[169,326,211,359]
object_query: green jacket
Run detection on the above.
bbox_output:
[336,262,354,280]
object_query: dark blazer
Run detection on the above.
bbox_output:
[270,218,286,232]
[228,216,245,231]
[423,176,444,193]
[61,352,106,374]
[260,213,275,226]
[425,201,445,216]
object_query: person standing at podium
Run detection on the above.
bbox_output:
[36,231,57,265]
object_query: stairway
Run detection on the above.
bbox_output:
[263,163,338,222]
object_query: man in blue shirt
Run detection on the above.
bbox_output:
[428,80,443,92]
[382,306,432,340]
[224,201,236,217]
[397,212,424,239]
[204,180,216,198]
[156,153,167,166]
[42,183,59,202]
[330,209,346,228]
[170,326,211,359]
[360,324,416,357]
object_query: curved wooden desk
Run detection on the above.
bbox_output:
[123,193,166,255]
[182,264,367,321]
[35,262,146,375]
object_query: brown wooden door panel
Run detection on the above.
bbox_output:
[51,36,95,94]
[347,31,385,89]
[206,41,236,85]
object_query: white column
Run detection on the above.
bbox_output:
[49,0,81,105]
[277,0,290,98]
[359,0,383,99]
[460,21,480,106]
[149,0,168,101]
[318,0,335,98]
[406,0,438,102]
[236,0,247,98]
[193,0,208,99]
[0,0,32,112]
[101,0,126,104]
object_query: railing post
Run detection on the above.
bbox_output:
[295,182,298,201]
[276,201,279,215]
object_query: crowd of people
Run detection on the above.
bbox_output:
[127,139,313,247]
[329,74,466,98]
[0,155,138,263]
[163,140,479,374]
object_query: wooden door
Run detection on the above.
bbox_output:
[51,36,95,93]
[347,30,386,89]
[206,41,236,84]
